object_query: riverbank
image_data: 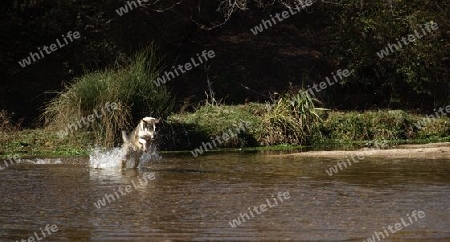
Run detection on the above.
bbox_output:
[1,129,449,159]
[1,104,449,158]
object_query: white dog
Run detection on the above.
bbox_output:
[121,117,159,168]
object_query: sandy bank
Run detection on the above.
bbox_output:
[279,142,450,159]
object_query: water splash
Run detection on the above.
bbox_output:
[89,146,162,169]
[89,147,123,169]
[139,150,163,166]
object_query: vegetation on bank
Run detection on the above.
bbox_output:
[42,47,173,147]
[2,45,449,157]
[162,103,450,151]
[1,2,449,159]
[1,100,449,158]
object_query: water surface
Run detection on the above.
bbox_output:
[0,153,449,241]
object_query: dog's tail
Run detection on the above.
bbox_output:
[122,131,128,143]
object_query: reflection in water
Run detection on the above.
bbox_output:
[0,153,449,241]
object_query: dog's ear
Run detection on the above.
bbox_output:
[142,117,160,125]
[142,117,154,122]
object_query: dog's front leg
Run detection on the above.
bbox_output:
[121,145,129,169]
[122,131,129,143]
[121,131,132,169]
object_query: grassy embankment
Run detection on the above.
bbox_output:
[1,102,449,158]
[1,48,449,158]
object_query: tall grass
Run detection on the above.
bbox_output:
[43,47,174,147]
[321,110,417,142]
[258,90,325,145]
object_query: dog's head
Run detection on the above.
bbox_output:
[137,117,160,152]
[137,117,159,150]
[139,117,160,139]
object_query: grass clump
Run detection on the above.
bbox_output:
[258,90,325,146]
[43,46,174,147]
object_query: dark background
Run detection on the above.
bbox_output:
[1,0,449,126]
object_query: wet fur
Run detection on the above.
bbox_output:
[121,117,159,168]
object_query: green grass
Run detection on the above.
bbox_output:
[258,90,325,146]
[43,46,174,148]
[161,90,326,150]
[2,48,449,156]
[1,106,449,157]
[417,118,450,139]
[164,103,264,150]
[0,128,91,158]
[321,110,414,142]
[320,110,450,143]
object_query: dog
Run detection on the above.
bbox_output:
[121,117,159,168]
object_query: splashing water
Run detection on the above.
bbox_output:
[89,147,123,169]
[89,146,162,169]
[140,150,163,166]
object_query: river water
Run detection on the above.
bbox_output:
[0,152,449,241]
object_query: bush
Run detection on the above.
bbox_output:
[43,47,174,147]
